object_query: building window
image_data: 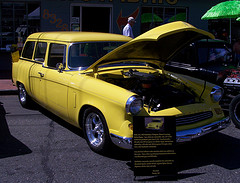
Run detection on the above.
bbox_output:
[0,2,40,51]
[141,6,188,34]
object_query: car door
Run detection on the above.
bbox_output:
[30,42,47,106]
[43,43,71,120]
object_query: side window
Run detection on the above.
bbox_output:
[48,43,66,68]
[34,42,47,62]
[22,41,35,59]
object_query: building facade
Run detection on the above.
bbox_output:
[1,0,239,52]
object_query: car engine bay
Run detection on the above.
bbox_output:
[99,69,197,112]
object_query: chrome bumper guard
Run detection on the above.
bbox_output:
[110,117,230,149]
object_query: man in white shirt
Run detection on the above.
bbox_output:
[123,17,135,38]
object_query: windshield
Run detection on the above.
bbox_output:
[198,45,232,65]
[170,40,233,66]
[68,42,126,69]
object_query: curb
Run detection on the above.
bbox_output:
[0,79,18,95]
[0,89,18,95]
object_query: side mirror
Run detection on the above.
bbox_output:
[56,63,64,73]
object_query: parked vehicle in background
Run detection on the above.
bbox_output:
[223,70,240,128]
[12,22,230,154]
[166,39,240,128]
[166,39,236,84]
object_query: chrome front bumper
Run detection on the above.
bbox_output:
[110,117,230,149]
[176,117,230,142]
[110,134,133,149]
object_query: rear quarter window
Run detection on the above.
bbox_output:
[22,41,35,59]
[34,42,47,62]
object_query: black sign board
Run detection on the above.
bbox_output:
[133,116,177,178]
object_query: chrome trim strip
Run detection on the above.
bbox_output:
[110,117,230,149]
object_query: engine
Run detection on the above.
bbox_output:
[102,69,196,112]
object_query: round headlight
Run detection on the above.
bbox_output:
[126,96,143,115]
[211,86,224,102]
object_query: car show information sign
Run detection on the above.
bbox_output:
[133,116,177,178]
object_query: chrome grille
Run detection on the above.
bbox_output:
[176,111,213,126]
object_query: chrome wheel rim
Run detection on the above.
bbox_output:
[85,112,104,147]
[19,84,27,104]
[234,100,240,123]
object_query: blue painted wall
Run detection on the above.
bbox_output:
[39,0,225,36]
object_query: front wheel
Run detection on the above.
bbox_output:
[83,107,111,154]
[229,94,240,129]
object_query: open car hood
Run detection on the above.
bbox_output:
[85,21,214,72]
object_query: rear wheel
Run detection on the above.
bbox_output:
[229,94,240,129]
[83,107,111,154]
[18,83,32,108]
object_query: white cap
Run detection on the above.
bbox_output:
[128,17,135,23]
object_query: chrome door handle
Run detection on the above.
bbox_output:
[38,72,44,77]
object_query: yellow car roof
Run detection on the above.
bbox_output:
[27,31,132,43]
[86,21,214,71]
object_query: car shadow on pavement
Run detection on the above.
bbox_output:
[104,145,133,161]
[0,102,32,159]
[177,131,240,171]
[37,106,85,139]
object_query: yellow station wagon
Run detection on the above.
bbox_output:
[12,21,230,153]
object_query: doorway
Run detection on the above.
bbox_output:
[82,7,110,32]
[71,5,112,33]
